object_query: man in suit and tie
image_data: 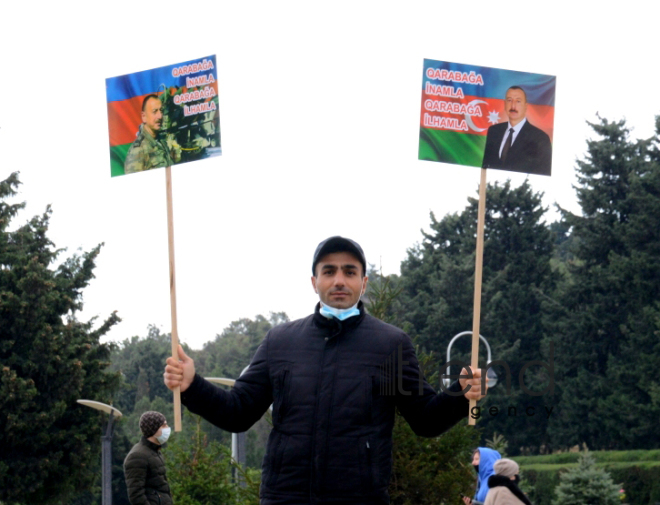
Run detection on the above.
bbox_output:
[481,86,552,176]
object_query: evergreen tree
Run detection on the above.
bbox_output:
[396,180,557,453]
[196,312,288,381]
[166,414,260,505]
[553,452,620,505]
[0,173,121,504]
[111,325,182,416]
[548,116,660,449]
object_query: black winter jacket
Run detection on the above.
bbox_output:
[181,303,469,504]
[123,437,173,505]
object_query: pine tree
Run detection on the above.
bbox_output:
[553,452,620,505]
[548,116,660,449]
[0,173,121,503]
[196,312,288,382]
[111,325,179,416]
[166,414,260,505]
[396,180,557,453]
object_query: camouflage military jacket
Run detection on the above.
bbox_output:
[124,124,174,174]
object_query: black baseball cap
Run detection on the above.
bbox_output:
[312,236,367,276]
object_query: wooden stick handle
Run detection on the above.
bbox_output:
[166,166,182,432]
[469,168,487,425]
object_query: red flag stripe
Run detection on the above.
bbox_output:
[420,94,554,141]
[107,95,146,147]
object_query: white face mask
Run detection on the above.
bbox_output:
[156,427,171,444]
[319,302,360,321]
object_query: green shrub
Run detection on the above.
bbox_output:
[521,468,561,505]
[553,452,620,505]
[515,450,660,466]
[166,415,260,505]
[514,451,660,505]
[608,466,660,505]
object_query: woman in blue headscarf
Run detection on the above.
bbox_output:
[462,447,501,505]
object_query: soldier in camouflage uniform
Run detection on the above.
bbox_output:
[124,94,174,174]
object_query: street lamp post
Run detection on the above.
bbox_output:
[204,376,246,480]
[444,331,498,390]
[77,400,123,505]
[206,365,250,486]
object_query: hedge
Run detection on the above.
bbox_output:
[513,451,660,505]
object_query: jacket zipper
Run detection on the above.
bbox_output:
[309,320,342,502]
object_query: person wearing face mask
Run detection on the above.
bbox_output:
[123,411,173,505]
[484,459,532,505]
[164,236,489,505]
[463,447,501,505]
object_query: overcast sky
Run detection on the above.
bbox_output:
[1,1,659,350]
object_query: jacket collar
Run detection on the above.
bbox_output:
[487,475,531,505]
[141,436,165,451]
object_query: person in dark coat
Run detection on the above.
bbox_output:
[164,236,489,504]
[484,459,532,505]
[123,411,173,505]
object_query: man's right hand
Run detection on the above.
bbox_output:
[462,496,472,505]
[164,345,195,392]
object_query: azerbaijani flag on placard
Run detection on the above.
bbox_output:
[106,55,220,177]
[418,59,555,169]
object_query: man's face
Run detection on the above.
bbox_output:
[311,251,367,309]
[472,450,480,466]
[142,97,164,136]
[504,88,527,126]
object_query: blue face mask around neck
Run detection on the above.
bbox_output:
[320,302,360,321]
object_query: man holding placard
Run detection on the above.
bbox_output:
[164,236,487,504]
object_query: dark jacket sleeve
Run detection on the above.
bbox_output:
[537,130,552,175]
[181,336,273,432]
[124,451,149,505]
[395,334,470,437]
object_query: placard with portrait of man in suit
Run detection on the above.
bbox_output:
[418,59,555,177]
[481,85,552,176]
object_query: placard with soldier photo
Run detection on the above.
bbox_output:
[106,55,221,177]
